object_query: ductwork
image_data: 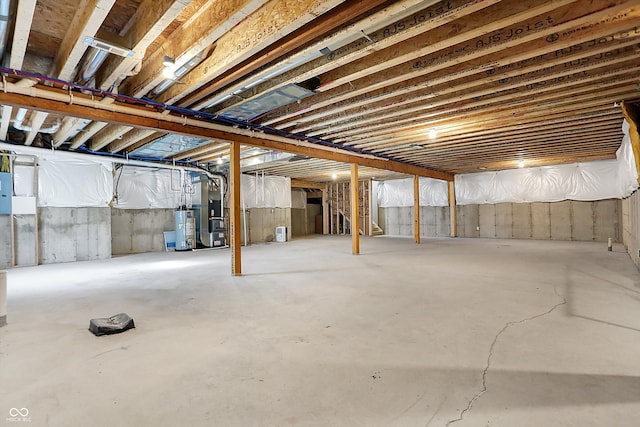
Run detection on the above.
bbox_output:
[76,47,109,85]
[13,108,61,133]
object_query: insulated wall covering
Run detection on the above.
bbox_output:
[291,189,307,209]
[379,121,638,207]
[38,157,113,207]
[377,177,449,207]
[241,174,291,208]
[113,166,189,209]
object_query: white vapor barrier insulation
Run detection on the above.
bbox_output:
[38,157,113,207]
[114,166,187,209]
[455,120,638,205]
[13,164,35,197]
[291,189,307,209]
[378,120,638,207]
[241,174,291,208]
[377,177,449,207]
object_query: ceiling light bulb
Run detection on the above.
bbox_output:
[216,157,223,165]
[162,67,176,79]
[518,160,525,168]
[332,173,337,180]
[428,129,437,140]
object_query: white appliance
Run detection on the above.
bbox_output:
[275,226,287,242]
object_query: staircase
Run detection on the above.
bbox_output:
[371,222,384,236]
[338,209,365,235]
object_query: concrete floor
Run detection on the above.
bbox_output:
[1,236,640,427]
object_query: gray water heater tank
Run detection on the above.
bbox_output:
[175,209,195,250]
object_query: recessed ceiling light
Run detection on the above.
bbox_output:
[331,173,337,180]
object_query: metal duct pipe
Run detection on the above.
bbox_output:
[38,119,61,134]
[12,107,26,129]
[76,48,109,85]
[12,108,61,133]
[0,0,10,63]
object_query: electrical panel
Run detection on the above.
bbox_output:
[0,173,11,215]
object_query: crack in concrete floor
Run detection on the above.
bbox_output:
[444,287,567,426]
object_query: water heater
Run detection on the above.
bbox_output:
[175,209,195,251]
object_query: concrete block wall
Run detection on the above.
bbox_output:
[239,208,292,244]
[456,200,620,242]
[0,207,111,268]
[111,208,175,255]
[40,207,111,264]
[379,206,451,237]
[292,205,322,237]
[291,209,306,236]
[622,191,640,267]
[0,216,10,267]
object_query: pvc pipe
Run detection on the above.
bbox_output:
[0,142,213,178]
[0,270,6,327]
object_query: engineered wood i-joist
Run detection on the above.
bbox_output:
[344,82,637,145]
[216,0,498,113]
[316,0,572,93]
[107,129,158,153]
[366,107,622,152]
[296,32,640,134]
[387,117,623,156]
[0,82,452,180]
[264,0,640,128]
[122,0,269,97]
[0,0,37,140]
[97,0,194,90]
[52,0,115,80]
[309,42,640,137]
[51,0,191,147]
[171,142,230,161]
[187,0,405,110]
[155,0,346,105]
[326,60,640,141]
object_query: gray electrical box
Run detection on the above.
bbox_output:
[0,173,11,215]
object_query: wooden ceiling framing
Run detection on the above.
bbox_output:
[0,0,637,182]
